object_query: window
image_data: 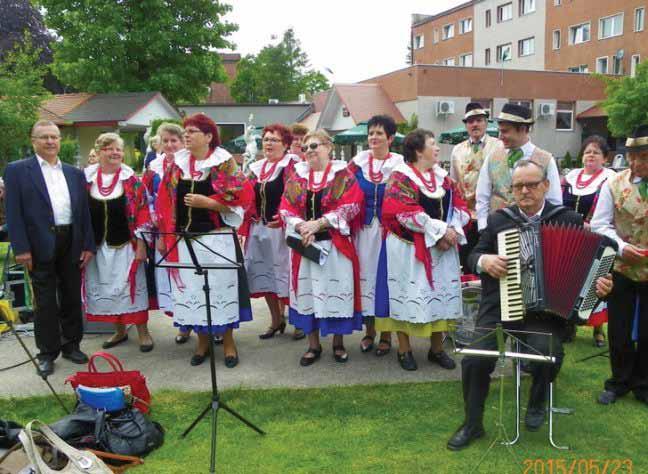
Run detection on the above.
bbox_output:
[485,48,491,65]
[486,9,492,28]
[444,57,456,66]
[497,3,513,22]
[471,98,493,117]
[612,55,623,75]
[519,0,535,16]
[631,54,641,77]
[459,18,473,34]
[555,102,574,131]
[442,23,455,40]
[433,29,439,43]
[599,13,624,39]
[496,43,513,62]
[460,53,473,67]
[518,37,535,57]
[568,65,588,73]
[569,23,590,44]
[509,99,533,111]
[596,56,609,73]
[635,8,645,32]
[553,30,561,49]
[414,35,424,49]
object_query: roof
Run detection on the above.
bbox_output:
[312,90,330,113]
[219,53,241,62]
[577,104,607,120]
[334,84,405,123]
[64,92,160,122]
[179,103,312,126]
[39,93,93,124]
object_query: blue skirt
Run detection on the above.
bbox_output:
[289,308,363,336]
[175,307,253,335]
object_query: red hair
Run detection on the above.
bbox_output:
[183,113,220,148]
[262,123,293,148]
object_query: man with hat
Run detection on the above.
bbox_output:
[475,103,562,231]
[592,124,648,406]
[451,102,503,269]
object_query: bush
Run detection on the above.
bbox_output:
[562,151,573,170]
[58,138,79,165]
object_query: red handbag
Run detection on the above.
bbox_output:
[66,352,151,413]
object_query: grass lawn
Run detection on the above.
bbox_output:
[3,328,647,474]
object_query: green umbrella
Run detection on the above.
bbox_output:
[439,120,499,145]
[221,127,264,154]
[333,122,404,145]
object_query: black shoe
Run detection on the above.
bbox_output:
[447,424,485,451]
[224,354,239,368]
[61,349,89,364]
[598,390,617,405]
[360,335,375,353]
[140,343,155,353]
[102,334,128,349]
[190,352,208,366]
[525,407,546,431]
[332,345,348,363]
[259,320,287,340]
[375,339,391,357]
[300,345,322,367]
[175,333,190,344]
[213,335,224,345]
[428,349,456,370]
[397,351,418,371]
[292,328,306,341]
[37,359,54,377]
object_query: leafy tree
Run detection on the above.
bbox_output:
[599,61,648,137]
[397,113,419,135]
[0,33,51,172]
[231,29,330,103]
[39,0,237,104]
[0,1,52,63]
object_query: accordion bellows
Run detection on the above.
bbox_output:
[498,223,616,322]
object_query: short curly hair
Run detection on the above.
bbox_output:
[183,113,220,148]
[263,123,293,148]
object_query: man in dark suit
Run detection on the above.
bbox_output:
[447,159,613,450]
[4,120,95,377]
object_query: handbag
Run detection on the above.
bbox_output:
[96,408,164,457]
[86,450,143,473]
[18,420,112,474]
[66,352,151,413]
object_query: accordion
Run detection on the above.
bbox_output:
[497,222,616,322]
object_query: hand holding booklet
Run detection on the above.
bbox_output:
[285,230,331,265]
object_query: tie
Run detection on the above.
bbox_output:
[471,142,480,154]
[507,148,523,168]
[639,178,648,200]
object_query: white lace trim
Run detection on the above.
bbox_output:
[392,162,448,198]
[174,147,232,181]
[350,151,404,183]
[248,153,299,182]
[564,167,616,196]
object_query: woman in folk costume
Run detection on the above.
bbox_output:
[379,129,469,371]
[156,113,254,368]
[347,114,404,357]
[84,133,154,352]
[562,135,616,347]
[279,129,364,366]
[239,124,304,340]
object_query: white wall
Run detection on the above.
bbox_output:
[127,97,180,127]
[473,0,546,70]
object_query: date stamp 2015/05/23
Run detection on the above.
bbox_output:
[522,459,633,474]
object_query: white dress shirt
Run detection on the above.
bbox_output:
[590,177,643,256]
[36,154,72,225]
[475,141,562,230]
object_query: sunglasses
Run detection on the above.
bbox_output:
[301,143,322,153]
[511,180,543,192]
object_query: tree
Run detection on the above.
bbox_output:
[0,1,52,63]
[397,113,419,135]
[230,29,330,103]
[600,61,648,137]
[38,0,238,104]
[0,33,51,172]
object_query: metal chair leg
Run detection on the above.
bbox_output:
[548,381,572,450]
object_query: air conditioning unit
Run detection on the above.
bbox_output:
[437,100,455,116]
[538,102,555,117]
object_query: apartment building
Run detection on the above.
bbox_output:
[411,1,475,67]
[473,0,546,69]
[545,0,648,76]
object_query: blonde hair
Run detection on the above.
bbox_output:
[303,129,332,146]
[291,123,309,136]
[149,135,161,148]
[94,132,124,152]
[157,123,184,139]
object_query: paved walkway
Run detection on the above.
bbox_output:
[0,300,465,398]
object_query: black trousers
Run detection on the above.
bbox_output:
[29,227,83,361]
[459,220,480,274]
[605,272,648,401]
[461,311,566,428]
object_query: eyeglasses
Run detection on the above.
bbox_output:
[511,180,543,192]
[33,135,61,141]
[262,137,282,144]
[184,128,204,135]
[301,143,323,153]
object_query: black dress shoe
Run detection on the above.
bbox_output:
[397,351,418,371]
[224,354,239,368]
[140,343,154,353]
[37,359,54,377]
[61,349,89,364]
[190,353,208,366]
[102,334,128,349]
[428,349,456,370]
[525,407,546,431]
[447,424,485,451]
[300,346,322,367]
[598,390,617,405]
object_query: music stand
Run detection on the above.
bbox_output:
[453,323,568,473]
[143,229,265,474]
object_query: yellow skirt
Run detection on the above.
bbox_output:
[375,317,456,338]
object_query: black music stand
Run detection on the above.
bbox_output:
[143,230,265,474]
